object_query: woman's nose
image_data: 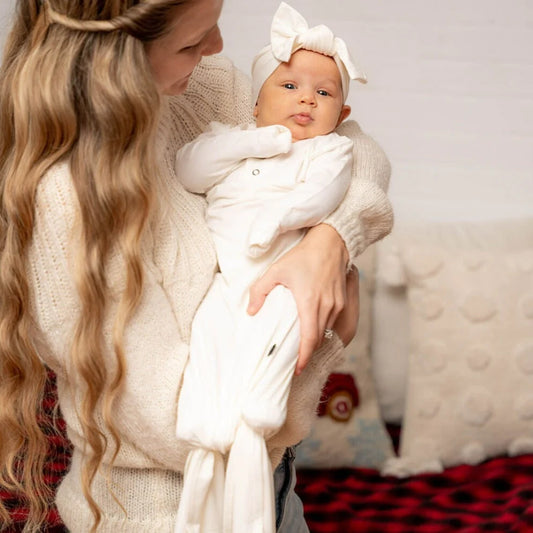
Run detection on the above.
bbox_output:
[202,26,223,57]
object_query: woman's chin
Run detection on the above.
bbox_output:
[161,76,191,96]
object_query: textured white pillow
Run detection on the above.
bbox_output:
[295,246,394,469]
[382,218,533,477]
[371,237,410,423]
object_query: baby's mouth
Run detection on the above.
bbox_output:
[292,113,312,125]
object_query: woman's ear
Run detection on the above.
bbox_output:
[336,105,351,126]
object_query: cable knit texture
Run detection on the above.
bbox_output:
[26,55,392,532]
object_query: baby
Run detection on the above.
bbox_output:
[175,3,366,532]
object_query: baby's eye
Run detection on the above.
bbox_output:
[317,89,330,96]
[283,83,296,90]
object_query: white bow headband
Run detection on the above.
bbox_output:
[251,2,366,105]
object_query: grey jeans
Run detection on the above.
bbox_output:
[274,447,310,533]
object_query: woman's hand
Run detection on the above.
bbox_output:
[247,223,358,375]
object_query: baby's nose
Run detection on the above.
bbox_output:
[299,89,316,105]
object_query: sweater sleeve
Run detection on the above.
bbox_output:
[29,166,191,471]
[324,120,394,264]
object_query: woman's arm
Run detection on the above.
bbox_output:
[248,124,391,371]
[324,119,394,264]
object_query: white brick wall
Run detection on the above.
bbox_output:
[0,2,14,50]
[2,0,531,222]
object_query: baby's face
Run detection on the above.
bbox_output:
[253,49,350,141]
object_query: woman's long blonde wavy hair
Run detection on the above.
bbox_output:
[0,1,189,530]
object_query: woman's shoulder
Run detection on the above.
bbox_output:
[335,119,386,155]
[193,54,237,76]
[335,119,391,178]
[190,54,248,86]
[175,55,253,128]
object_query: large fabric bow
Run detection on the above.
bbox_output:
[252,2,366,104]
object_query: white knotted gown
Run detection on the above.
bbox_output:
[174,122,352,533]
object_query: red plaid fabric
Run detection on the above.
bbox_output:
[296,456,533,533]
[1,370,70,532]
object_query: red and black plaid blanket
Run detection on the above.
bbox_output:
[0,371,70,532]
[297,455,533,533]
[2,372,533,532]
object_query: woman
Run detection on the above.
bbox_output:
[0,1,392,532]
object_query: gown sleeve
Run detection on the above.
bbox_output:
[175,123,292,194]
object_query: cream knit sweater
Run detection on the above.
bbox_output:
[28,55,392,532]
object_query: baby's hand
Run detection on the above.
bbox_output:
[260,125,292,157]
[247,219,280,258]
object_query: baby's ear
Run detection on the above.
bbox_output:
[253,105,259,119]
[337,105,351,126]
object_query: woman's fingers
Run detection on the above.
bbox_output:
[332,267,360,346]
[323,277,347,334]
[295,300,319,375]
